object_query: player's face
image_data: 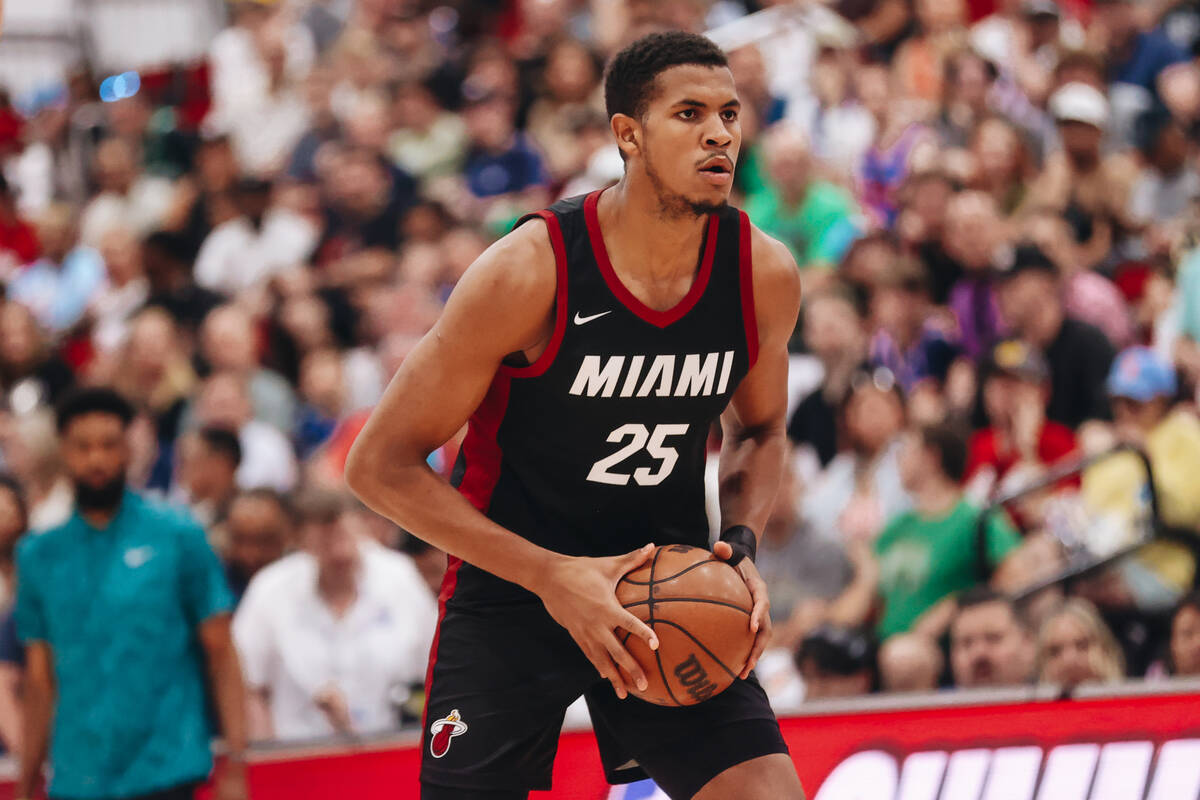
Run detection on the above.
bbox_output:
[638,65,741,217]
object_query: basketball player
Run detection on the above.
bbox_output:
[346,32,804,800]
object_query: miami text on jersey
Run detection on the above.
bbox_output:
[568,351,737,399]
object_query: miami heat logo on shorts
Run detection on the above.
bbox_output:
[429,709,468,758]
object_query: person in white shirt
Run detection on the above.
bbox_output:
[78,138,174,248]
[193,178,317,295]
[233,489,436,741]
[194,371,298,493]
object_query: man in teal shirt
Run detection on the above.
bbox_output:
[14,388,248,800]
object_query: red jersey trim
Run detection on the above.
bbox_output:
[738,211,759,369]
[503,211,568,378]
[421,555,462,744]
[583,189,718,329]
[456,373,511,512]
[424,372,512,742]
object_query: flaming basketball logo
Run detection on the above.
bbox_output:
[429,709,468,758]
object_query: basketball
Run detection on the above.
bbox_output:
[615,544,755,706]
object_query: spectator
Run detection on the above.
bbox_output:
[0,474,29,756]
[194,371,298,493]
[193,178,319,295]
[88,227,150,355]
[460,91,550,204]
[220,488,291,604]
[161,134,240,260]
[1083,346,1200,604]
[1091,0,1193,146]
[104,307,198,487]
[0,174,39,272]
[6,204,104,334]
[800,369,910,550]
[787,287,870,468]
[0,301,75,412]
[966,339,1078,498]
[996,243,1116,428]
[0,409,73,530]
[868,257,960,392]
[756,456,852,651]
[743,124,860,270]
[795,624,877,701]
[830,423,1023,640]
[1028,82,1138,268]
[140,231,224,335]
[295,347,349,458]
[387,79,468,183]
[173,427,242,528]
[0,474,27,603]
[1036,598,1126,689]
[314,147,415,264]
[1168,592,1200,677]
[949,586,1036,688]
[944,191,1009,361]
[877,633,943,692]
[77,138,174,248]
[525,38,604,181]
[897,170,958,303]
[967,117,1034,217]
[200,304,298,434]
[1129,112,1199,233]
[233,489,435,741]
[14,387,247,800]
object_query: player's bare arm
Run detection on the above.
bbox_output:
[345,221,659,700]
[715,225,802,679]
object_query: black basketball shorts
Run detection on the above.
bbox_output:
[420,600,788,799]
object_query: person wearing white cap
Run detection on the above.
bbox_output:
[1025,81,1140,266]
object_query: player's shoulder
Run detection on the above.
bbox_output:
[441,211,560,327]
[745,220,801,319]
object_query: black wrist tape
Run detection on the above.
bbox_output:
[719,525,758,566]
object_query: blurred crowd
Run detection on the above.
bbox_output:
[0,0,1199,753]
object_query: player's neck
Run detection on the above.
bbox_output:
[601,177,712,282]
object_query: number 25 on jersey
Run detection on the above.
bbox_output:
[587,423,689,487]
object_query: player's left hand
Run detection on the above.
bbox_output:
[713,541,771,679]
[213,757,249,800]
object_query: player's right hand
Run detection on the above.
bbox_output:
[535,543,660,700]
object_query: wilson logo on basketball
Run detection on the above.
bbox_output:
[429,709,468,758]
[674,654,717,703]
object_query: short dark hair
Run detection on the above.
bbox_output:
[198,426,243,469]
[955,586,1030,632]
[603,31,728,120]
[919,423,969,483]
[55,386,134,433]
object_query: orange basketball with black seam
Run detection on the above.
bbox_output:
[614,544,754,706]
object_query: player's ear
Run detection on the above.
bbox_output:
[611,113,641,160]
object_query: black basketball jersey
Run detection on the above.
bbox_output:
[447,189,758,606]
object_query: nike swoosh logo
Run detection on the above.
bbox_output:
[124,546,154,569]
[574,310,613,325]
